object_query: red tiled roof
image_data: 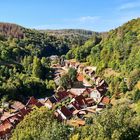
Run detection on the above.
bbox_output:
[60,106,72,118]
[55,91,68,101]
[85,98,94,105]
[11,101,25,110]
[77,74,84,82]
[101,96,110,104]
[0,119,13,136]
[19,108,31,117]
[35,102,43,108]
[75,95,86,106]
[26,97,38,106]
[26,97,43,108]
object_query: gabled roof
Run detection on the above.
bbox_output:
[0,119,13,136]
[0,112,13,121]
[19,108,31,117]
[48,96,58,104]
[35,102,43,108]
[26,97,38,106]
[55,91,68,101]
[100,96,110,105]
[75,95,86,106]
[11,101,25,110]
[77,74,84,82]
[60,106,72,118]
[26,97,43,107]
[69,88,86,96]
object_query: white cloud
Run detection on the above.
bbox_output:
[119,2,140,10]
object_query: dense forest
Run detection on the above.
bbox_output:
[0,23,93,102]
[0,18,140,140]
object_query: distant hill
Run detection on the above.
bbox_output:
[0,22,25,39]
[0,23,94,58]
[40,29,94,36]
[39,29,96,47]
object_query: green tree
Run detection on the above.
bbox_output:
[68,68,77,83]
[32,56,43,79]
[127,69,140,90]
[10,107,70,140]
[59,74,70,89]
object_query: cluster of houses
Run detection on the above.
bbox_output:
[0,97,43,139]
[50,59,110,125]
[45,80,109,125]
[0,58,110,139]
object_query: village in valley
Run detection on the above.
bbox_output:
[0,55,110,139]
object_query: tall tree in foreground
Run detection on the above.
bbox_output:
[10,107,71,140]
[70,101,140,140]
[32,56,43,79]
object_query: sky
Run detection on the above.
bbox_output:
[0,0,140,32]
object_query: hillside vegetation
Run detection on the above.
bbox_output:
[66,18,140,96]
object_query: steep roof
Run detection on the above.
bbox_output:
[75,95,86,107]
[77,74,84,82]
[26,97,43,107]
[11,101,25,110]
[60,106,72,118]
[48,96,58,104]
[0,119,13,136]
[55,91,68,101]
[19,108,31,117]
[101,96,110,105]
[0,112,13,121]
[26,97,38,106]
